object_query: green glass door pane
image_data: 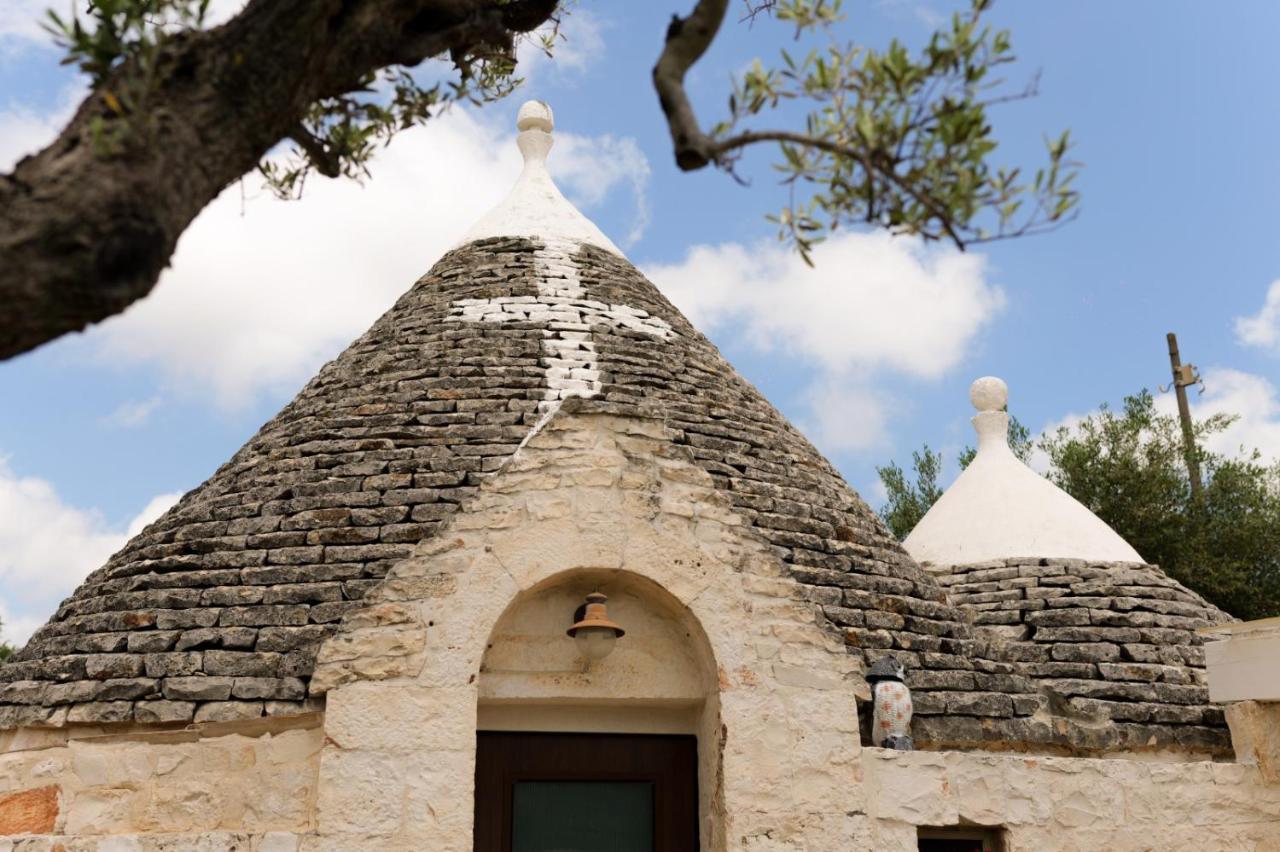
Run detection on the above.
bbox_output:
[512,781,654,852]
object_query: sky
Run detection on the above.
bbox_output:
[1,1,1278,644]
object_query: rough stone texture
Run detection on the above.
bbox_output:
[936,557,1232,754]
[1225,700,1280,784]
[862,747,1280,851]
[0,718,320,841]
[0,237,1233,755]
[0,238,551,726]
[311,410,861,849]
[0,784,57,834]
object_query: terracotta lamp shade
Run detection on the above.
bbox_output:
[567,592,625,662]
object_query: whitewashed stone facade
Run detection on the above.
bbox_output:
[4,409,1276,849]
[3,104,1277,850]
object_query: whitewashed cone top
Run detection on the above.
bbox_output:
[459,100,623,256]
[903,376,1143,567]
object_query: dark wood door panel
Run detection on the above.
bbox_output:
[475,731,699,852]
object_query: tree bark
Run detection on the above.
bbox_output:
[652,0,728,171]
[0,0,558,360]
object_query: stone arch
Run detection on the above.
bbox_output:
[476,566,724,844]
[477,567,719,729]
[309,409,863,849]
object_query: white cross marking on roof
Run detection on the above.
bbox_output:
[445,238,675,414]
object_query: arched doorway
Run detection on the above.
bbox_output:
[474,569,718,851]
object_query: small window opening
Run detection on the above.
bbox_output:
[917,825,1006,852]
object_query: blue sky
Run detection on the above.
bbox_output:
[1,1,1278,643]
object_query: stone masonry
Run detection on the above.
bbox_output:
[0,236,1232,756]
[935,557,1232,754]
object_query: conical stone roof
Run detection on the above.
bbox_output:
[0,104,1231,756]
[905,376,1143,567]
[906,376,1231,749]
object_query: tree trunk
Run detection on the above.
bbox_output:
[0,0,557,360]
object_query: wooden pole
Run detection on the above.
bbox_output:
[1166,332,1202,503]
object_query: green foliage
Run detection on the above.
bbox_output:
[46,0,213,154]
[718,0,1079,262]
[47,0,210,82]
[259,47,530,200]
[0,615,13,661]
[876,445,945,542]
[42,0,1075,262]
[43,0,558,196]
[1039,391,1280,620]
[877,391,1280,620]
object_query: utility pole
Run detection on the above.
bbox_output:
[1164,332,1202,503]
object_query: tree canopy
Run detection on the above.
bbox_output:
[877,392,1280,621]
[1,0,1077,359]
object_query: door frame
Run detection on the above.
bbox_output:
[474,730,699,851]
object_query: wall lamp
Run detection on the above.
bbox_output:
[567,592,625,664]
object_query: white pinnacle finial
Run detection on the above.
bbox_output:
[903,372,1143,566]
[457,100,623,256]
[517,100,554,133]
[970,376,1008,412]
[970,375,1010,454]
[515,100,554,169]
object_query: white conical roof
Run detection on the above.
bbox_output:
[904,376,1143,567]
[458,100,623,256]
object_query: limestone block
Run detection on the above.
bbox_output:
[1225,700,1280,783]
[489,515,625,587]
[96,838,144,852]
[63,785,135,834]
[133,700,196,724]
[323,683,475,753]
[257,833,301,852]
[315,750,404,837]
[397,752,476,843]
[243,764,315,828]
[868,751,957,826]
[194,701,264,723]
[132,778,235,833]
[0,784,58,835]
[311,626,426,665]
[262,728,324,768]
[70,743,153,786]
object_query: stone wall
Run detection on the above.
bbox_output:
[862,747,1280,851]
[2,409,1276,850]
[307,407,862,850]
[0,716,320,848]
[932,557,1231,755]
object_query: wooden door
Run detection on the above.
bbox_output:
[474,731,699,852]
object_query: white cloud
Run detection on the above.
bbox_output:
[0,103,60,170]
[127,491,184,537]
[551,133,649,246]
[1235,279,1280,352]
[0,0,50,43]
[518,8,608,81]
[103,397,161,428]
[1159,367,1280,463]
[1,0,246,43]
[0,80,85,171]
[78,108,648,408]
[205,0,249,25]
[0,458,180,646]
[1029,368,1280,476]
[644,232,1003,453]
[801,378,898,454]
[646,232,1003,379]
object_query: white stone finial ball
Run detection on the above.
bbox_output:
[517,100,554,133]
[970,376,1008,412]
